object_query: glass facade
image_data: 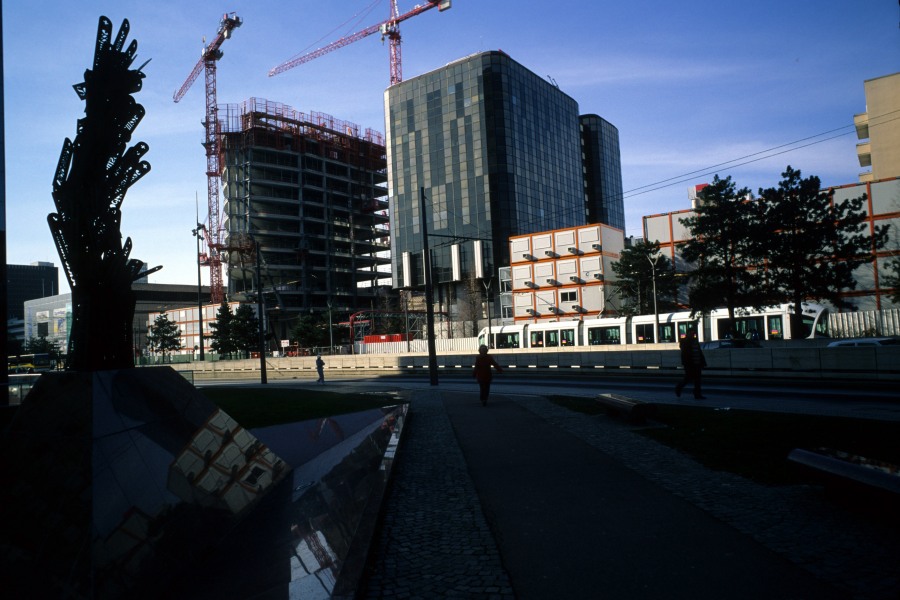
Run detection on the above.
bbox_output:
[580,114,625,231]
[386,51,586,289]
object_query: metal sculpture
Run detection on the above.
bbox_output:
[49,17,160,371]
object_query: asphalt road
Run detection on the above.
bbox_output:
[196,372,900,422]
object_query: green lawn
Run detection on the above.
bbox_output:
[199,386,406,429]
[550,396,900,486]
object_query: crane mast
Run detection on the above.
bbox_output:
[173,12,242,304]
[269,1,451,84]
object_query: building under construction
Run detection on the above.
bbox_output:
[218,98,390,333]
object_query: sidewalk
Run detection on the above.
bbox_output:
[361,388,900,599]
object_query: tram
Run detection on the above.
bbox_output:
[478,303,829,349]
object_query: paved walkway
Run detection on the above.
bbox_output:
[361,388,900,600]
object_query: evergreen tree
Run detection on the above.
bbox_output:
[290,312,329,350]
[759,166,890,337]
[884,257,900,305]
[679,175,767,333]
[611,240,677,316]
[146,313,182,361]
[208,302,236,357]
[231,304,261,358]
[24,335,63,360]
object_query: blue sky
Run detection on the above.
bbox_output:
[4,1,900,293]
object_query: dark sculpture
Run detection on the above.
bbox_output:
[49,16,160,370]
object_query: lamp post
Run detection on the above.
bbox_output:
[191,223,205,360]
[420,187,438,386]
[647,251,661,343]
[255,239,268,384]
[327,299,334,354]
[481,277,493,347]
[404,290,411,352]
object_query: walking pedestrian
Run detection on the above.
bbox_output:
[675,327,706,399]
[473,344,503,406]
[315,354,325,385]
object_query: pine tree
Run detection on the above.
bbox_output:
[231,304,261,358]
[884,257,900,305]
[146,313,182,361]
[679,175,767,332]
[290,312,329,350]
[759,166,890,337]
[208,302,236,357]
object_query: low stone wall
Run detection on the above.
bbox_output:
[161,345,900,381]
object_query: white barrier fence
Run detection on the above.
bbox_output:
[829,308,900,338]
[355,337,480,355]
[167,345,900,382]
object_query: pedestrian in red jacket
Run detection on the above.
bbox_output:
[473,344,503,406]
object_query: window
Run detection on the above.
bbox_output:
[658,323,677,343]
[635,323,655,344]
[560,291,577,303]
[588,326,620,345]
[496,332,520,348]
[767,316,783,340]
[530,331,544,347]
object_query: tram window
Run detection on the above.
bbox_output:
[588,327,620,345]
[658,324,677,343]
[719,317,764,340]
[546,331,560,347]
[561,330,575,346]
[677,322,696,340]
[635,323,655,343]
[530,331,544,347]
[767,316,783,340]
[496,333,520,348]
[814,315,829,337]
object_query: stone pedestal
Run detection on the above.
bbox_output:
[0,367,405,599]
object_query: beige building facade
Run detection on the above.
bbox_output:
[508,224,624,321]
[855,72,900,182]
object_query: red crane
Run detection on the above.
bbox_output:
[269,0,451,84]
[173,12,243,305]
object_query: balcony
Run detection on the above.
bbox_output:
[856,141,872,168]
[853,112,869,140]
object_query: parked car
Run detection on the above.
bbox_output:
[826,337,900,347]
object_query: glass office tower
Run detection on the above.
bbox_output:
[385,51,585,291]
[580,115,625,231]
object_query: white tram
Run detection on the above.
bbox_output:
[478,303,829,349]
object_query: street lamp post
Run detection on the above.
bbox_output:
[255,239,268,384]
[647,251,661,343]
[192,223,205,360]
[420,187,438,386]
[327,299,334,354]
[404,291,411,352]
[481,278,493,348]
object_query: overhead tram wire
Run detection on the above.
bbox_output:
[621,110,900,201]
[504,109,900,234]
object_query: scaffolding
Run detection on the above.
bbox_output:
[217,98,391,333]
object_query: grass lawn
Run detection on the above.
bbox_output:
[198,386,406,429]
[550,396,900,486]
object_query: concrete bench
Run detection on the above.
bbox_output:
[596,393,654,423]
[787,448,900,498]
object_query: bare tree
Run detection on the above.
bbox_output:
[457,274,483,337]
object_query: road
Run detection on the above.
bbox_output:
[196,371,900,422]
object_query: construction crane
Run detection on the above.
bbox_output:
[269,0,451,85]
[173,12,243,305]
